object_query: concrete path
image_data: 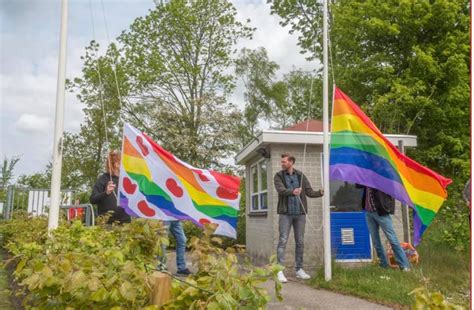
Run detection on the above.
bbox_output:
[164,251,391,310]
[261,277,391,310]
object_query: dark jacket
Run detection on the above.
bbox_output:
[90,173,131,224]
[274,169,323,215]
[356,184,395,216]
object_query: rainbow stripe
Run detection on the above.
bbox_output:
[330,87,452,245]
[118,123,240,238]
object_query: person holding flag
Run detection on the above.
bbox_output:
[274,153,324,283]
[356,184,410,271]
[330,87,451,246]
[90,150,131,225]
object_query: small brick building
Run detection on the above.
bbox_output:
[235,120,417,269]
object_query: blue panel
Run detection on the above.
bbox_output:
[330,211,372,260]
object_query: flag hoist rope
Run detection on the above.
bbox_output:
[296,3,337,233]
[293,1,336,278]
[87,0,126,202]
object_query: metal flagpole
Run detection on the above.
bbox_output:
[48,0,69,231]
[322,0,332,281]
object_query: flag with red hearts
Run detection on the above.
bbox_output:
[118,123,241,238]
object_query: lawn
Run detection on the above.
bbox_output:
[310,227,470,308]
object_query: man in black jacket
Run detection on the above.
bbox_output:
[356,184,409,271]
[274,153,323,282]
[90,150,131,224]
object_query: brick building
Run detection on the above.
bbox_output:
[235,120,417,270]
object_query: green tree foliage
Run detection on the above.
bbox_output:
[66,41,125,190]
[269,0,470,249]
[0,156,20,190]
[17,172,50,189]
[235,47,322,146]
[117,0,254,167]
[0,156,21,204]
[235,47,280,145]
[64,0,254,191]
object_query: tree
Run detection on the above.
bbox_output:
[235,47,280,146]
[235,47,322,146]
[17,172,50,189]
[269,0,470,249]
[65,0,254,191]
[115,0,254,167]
[268,0,324,61]
[280,69,323,125]
[0,156,20,190]
[269,0,469,176]
[65,41,124,190]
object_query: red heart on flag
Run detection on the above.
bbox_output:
[199,218,211,225]
[216,187,238,200]
[198,173,209,182]
[136,136,149,156]
[137,200,155,217]
[166,178,184,198]
[123,177,137,194]
[193,169,210,182]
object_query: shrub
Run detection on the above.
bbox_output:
[163,224,282,309]
[1,215,282,309]
[410,287,465,309]
[3,217,168,309]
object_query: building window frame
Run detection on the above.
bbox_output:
[249,158,268,214]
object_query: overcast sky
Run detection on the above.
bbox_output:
[0,0,318,179]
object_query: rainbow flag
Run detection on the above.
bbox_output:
[118,123,241,238]
[330,87,452,245]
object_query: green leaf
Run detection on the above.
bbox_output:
[430,292,445,305]
[41,266,53,278]
[239,287,252,300]
[207,302,220,310]
[15,259,26,273]
[90,288,107,302]
[120,281,137,301]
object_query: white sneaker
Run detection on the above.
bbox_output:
[295,268,311,280]
[277,271,288,283]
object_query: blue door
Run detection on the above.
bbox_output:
[331,211,371,260]
[325,179,372,260]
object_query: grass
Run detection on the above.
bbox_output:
[310,230,470,308]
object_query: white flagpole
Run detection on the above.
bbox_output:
[322,0,332,281]
[48,0,69,231]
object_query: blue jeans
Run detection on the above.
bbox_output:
[159,221,187,272]
[277,214,306,270]
[365,211,410,269]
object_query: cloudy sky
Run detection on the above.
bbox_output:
[0,0,318,179]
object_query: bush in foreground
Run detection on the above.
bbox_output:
[1,214,281,309]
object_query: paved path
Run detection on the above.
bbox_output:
[261,277,391,310]
[165,251,391,310]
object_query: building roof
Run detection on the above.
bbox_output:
[284,120,325,132]
[235,119,417,165]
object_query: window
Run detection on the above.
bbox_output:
[250,159,268,212]
[320,153,364,212]
[330,180,364,212]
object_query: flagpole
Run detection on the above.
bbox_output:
[48,0,69,231]
[322,0,332,281]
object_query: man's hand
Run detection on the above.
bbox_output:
[320,189,324,196]
[293,188,302,196]
[106,181,116,195]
